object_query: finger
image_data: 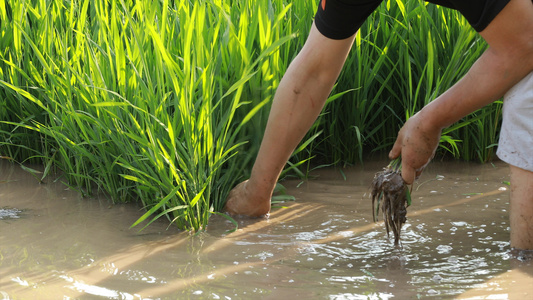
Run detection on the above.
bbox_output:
[388,135,402,160]
[401,165,416,185]
[415,167,424,181]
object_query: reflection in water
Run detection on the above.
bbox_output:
[1,159,533,299]
[0,208,22,220]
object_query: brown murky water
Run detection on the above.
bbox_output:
[1,159,532,299]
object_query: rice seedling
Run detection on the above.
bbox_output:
[371,158,411,246]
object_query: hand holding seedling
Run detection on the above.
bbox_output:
[389,111,442,185]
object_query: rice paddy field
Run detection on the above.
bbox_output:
[1,0,503,231]
[2,159,533,299]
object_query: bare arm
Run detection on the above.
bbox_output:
[225,23,356,216]
[390,0,533,184]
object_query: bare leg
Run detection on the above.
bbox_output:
[509,164,533,250]
[224,22,356,217]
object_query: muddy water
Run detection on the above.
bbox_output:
[1,159,532,299]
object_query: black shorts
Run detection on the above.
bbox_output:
[315,0,511,40]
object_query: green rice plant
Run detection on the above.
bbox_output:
[456,101,503,162]
[311,0,498,164]
[0,0,301,230]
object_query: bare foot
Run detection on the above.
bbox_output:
[224,180,271,217]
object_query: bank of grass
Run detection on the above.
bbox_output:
[0,0,501,231]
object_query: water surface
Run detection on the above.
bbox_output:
[1,159,532,299]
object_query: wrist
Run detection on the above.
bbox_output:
[413,107,446,135]
[245,177,274,202]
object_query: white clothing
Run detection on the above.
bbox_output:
[497,72,533,172]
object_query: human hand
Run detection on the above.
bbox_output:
[389,112,442,184]
[224,180,271,218]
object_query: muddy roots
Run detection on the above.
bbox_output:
[371,166,411,246]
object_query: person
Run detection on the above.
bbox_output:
[224,0,533,252]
